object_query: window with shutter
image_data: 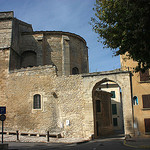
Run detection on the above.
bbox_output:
[144,119,150,133]
[142,95,150,108]
[111,91,115,98]
[112,104,117,115]
[140,70,149,81]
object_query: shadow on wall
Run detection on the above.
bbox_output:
[9,34,54,71]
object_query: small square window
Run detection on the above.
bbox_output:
[142,95,150,108]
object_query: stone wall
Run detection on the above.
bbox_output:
[18,31,89,76]
[1,65,88,138]
[0,11,33,70]
[0,49,10,101]
[0,19,12,49]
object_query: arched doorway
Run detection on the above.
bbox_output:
[92,79,124,138]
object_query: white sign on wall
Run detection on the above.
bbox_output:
[66,120,70,126]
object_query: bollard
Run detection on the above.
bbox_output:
[16,130,19,141]
[47,131,49,142]
[2,121,4,144]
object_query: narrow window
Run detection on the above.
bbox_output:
[72,67,79,75]
[33,94,41,109]
[111,91,115,98]
[112,104,117,115]
[96,100,101,112]
[113,118,118,126]
[144,119,150,133]
[142,95,150,108]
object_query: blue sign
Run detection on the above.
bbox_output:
[0,107,6,114]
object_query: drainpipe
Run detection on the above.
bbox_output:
[129,72,135,137]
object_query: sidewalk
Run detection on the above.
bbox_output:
[0,134,89,144]
[124,137,150,149]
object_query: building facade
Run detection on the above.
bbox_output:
[99,82,124,133]
[120,54,150,137]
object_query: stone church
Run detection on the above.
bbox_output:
[0,11,134,140]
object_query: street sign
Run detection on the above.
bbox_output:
[0,114,6,144]
[0,114,6,121]
[0,107,6,114]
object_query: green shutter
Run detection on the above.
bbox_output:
[111,91,115,98]
[112,104,117,115]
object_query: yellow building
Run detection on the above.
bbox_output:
[120,54,150,137]
[100,82,124,133]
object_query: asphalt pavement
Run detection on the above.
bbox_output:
[1,134,150,150]
[124,137,150,149]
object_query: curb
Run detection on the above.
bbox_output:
[123,140,150,149]
[76,140,89,145]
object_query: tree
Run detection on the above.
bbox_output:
[91,0,150,72]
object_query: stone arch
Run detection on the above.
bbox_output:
[92,78,121,91]
[21,51,37,68]
[89,77,123,94]
[81,71,134,138]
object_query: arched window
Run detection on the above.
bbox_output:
[133,96,138,105]
[21,51,37,68]
[33,94,41,109]
[72,67,79,75]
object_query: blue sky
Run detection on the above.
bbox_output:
[0,0,120,72]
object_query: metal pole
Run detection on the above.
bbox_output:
[2,120,3,144]
[47,131,49,142]
[16,130,19,141]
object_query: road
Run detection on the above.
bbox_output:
[7,136,146,150]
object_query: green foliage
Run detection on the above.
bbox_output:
[91,0,150,72]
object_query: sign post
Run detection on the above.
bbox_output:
[0,107,6,144]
